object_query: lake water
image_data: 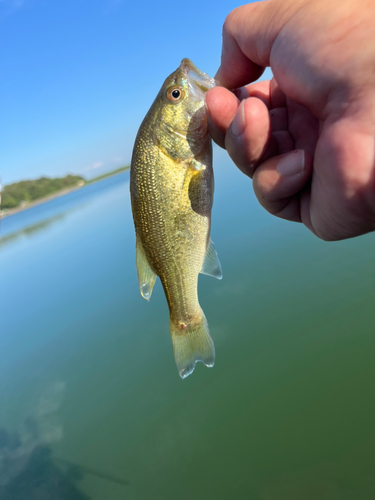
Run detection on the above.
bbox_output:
[1,153,375,499]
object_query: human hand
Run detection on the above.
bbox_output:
[206,0,375,240]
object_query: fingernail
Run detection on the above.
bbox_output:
[277,150,305,176]
[230,101,246,137]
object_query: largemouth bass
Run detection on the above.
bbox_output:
[130,59,222,379]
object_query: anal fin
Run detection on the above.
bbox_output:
[136,237,157,301]
[201,239,222,280]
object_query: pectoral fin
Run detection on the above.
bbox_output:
[201,239,222,280]
[189,159,205,171]
[136,237,157,301]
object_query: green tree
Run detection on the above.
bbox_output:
[1,175,85,209]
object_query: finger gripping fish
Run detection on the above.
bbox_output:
[130,59,222,379]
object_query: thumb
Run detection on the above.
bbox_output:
[252,150,314,226]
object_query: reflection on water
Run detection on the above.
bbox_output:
[0,213,68,249]
[0,380,88,500]
[0,441,89,500]
[2,168,375,499]
[56,459,129,487]
[0,378,128,499]
[0,380,65,487]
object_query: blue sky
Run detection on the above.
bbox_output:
[1,0,272,185]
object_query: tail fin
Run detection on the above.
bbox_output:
[170,310,215,379]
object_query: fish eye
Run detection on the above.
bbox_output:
[167,86,184,103]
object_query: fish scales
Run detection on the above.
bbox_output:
[130,59,222,379]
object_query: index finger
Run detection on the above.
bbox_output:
[215,1,300,89]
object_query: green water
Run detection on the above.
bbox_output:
[1,153,375,499]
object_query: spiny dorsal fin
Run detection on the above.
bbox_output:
[136,237,157,301]
[201,239,222,280]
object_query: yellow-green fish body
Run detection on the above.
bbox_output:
[130,59,221,378]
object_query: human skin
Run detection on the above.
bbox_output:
[205,0,375,240]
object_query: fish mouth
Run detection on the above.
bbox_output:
[179,58,216,95]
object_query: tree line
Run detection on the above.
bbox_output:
[1,175,85,210]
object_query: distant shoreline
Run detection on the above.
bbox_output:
[0,167,129,220]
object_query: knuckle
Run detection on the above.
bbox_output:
[222,12,234,38]
[222,6,248,36]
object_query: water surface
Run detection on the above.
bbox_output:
[1,160,375,499]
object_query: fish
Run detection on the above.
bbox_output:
[130,59,222,379]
